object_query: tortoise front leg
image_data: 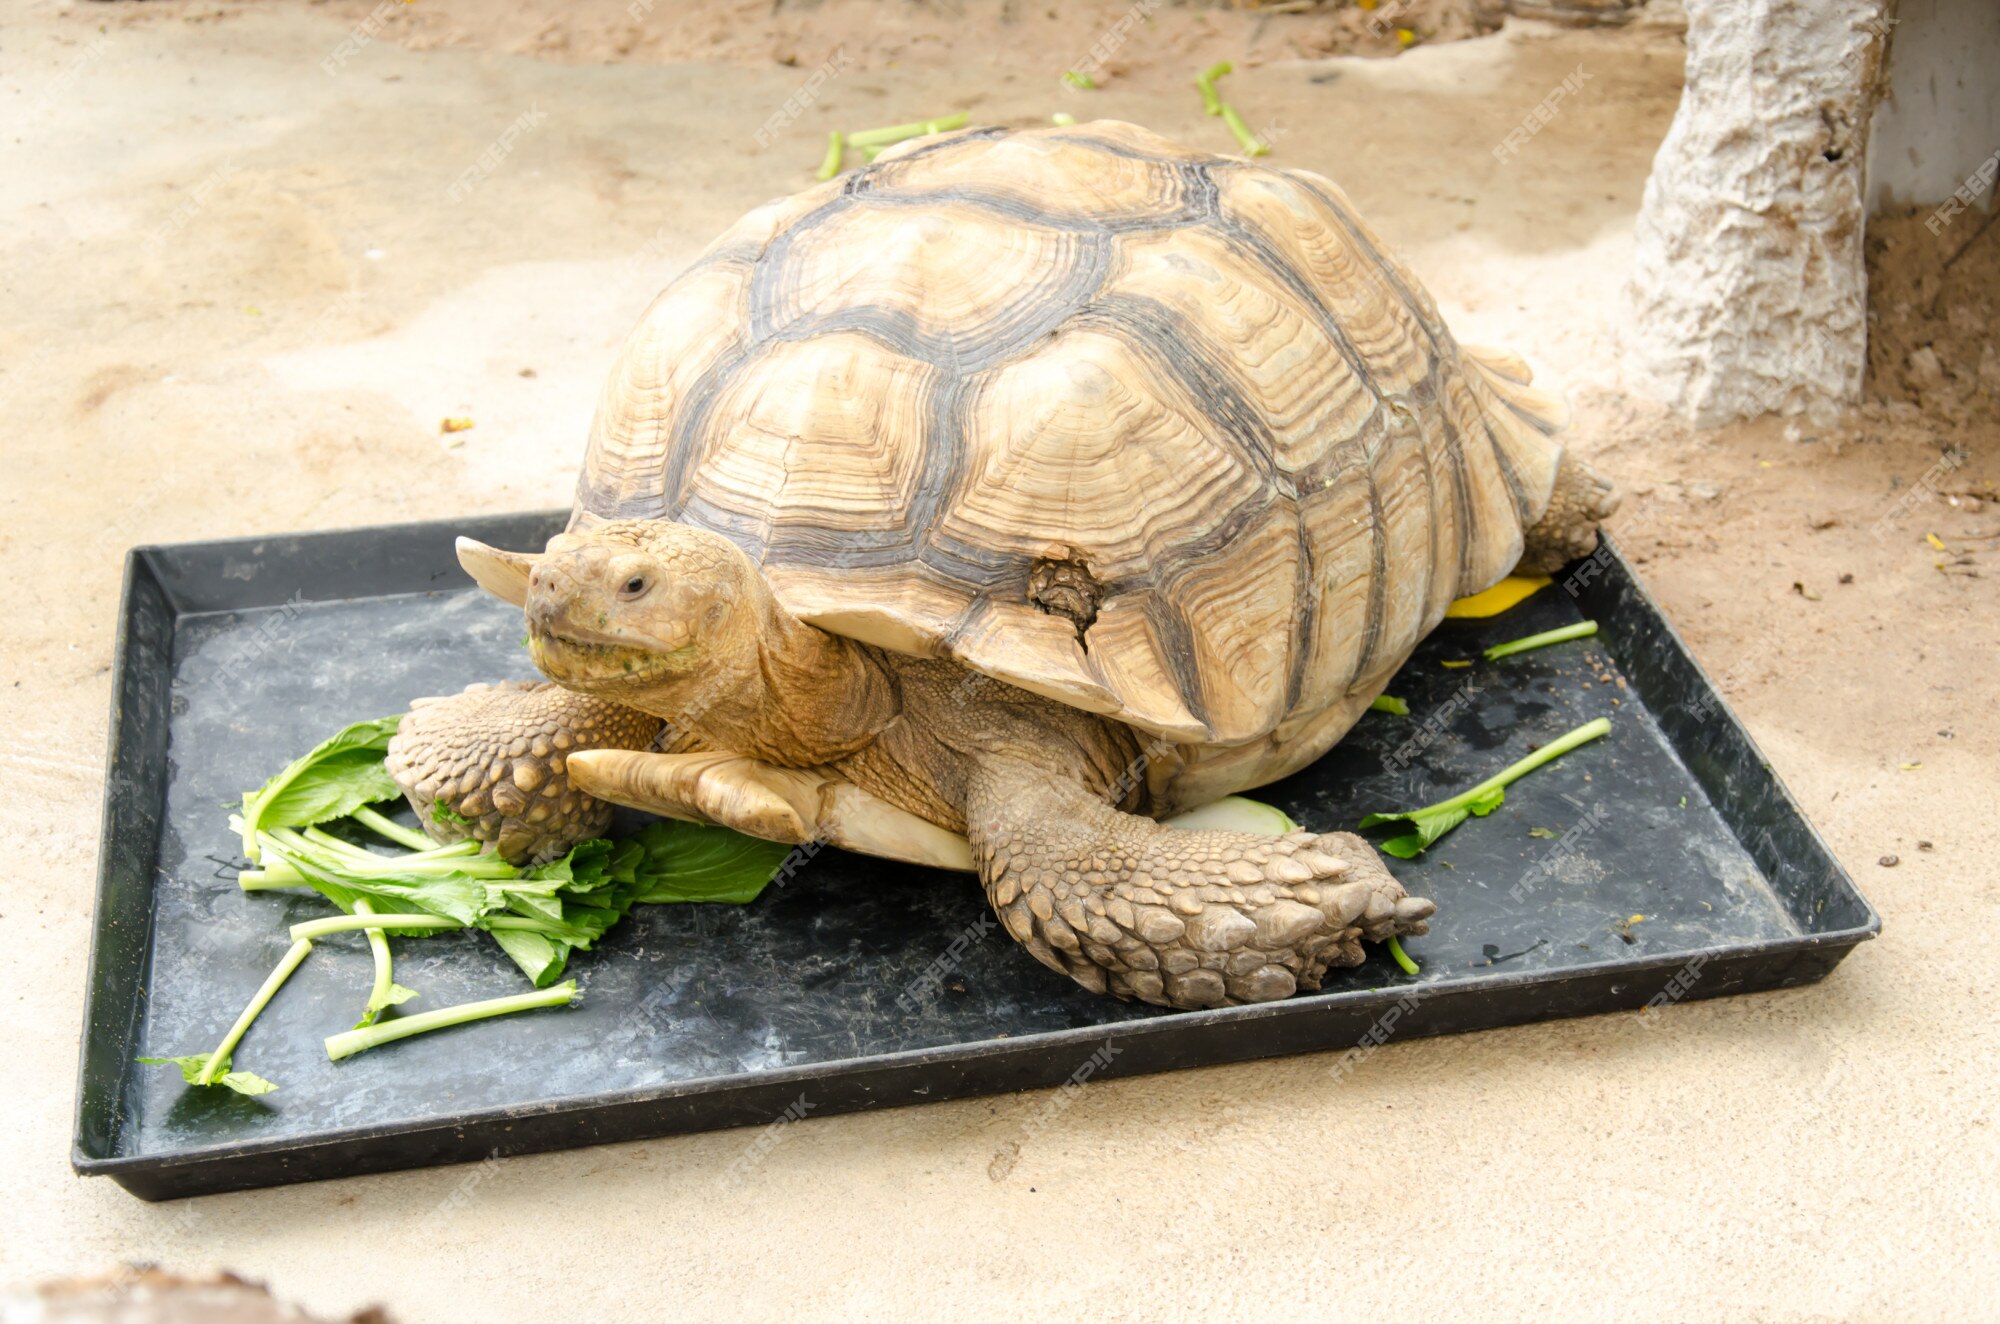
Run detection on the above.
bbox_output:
[386,680,666,864]
[962,756,1434,1009]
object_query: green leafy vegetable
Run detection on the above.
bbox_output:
[1386,935,1420,976]
[352,898,419,1028]
[1482,620,1599,662]
[846,112,968,148]
[1360,717,1612,858]
[136,1053,278,1097]
[324,981,580,1062]
[1062,70,1097,89]
[1370,694,1410,716]
[615,821,794,904]
[352,804,433,852]
[137,936,315,1095]
[1051,111,1078,126]
[431,800,471,828]
[238,716,402,860]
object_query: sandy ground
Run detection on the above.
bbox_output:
[3,0,1995,1319]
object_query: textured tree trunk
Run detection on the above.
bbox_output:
[1627,0,1894,425]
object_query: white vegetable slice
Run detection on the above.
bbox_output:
[1162,795,1299,835]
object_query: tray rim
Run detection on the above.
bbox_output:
[73,517,1880,1197]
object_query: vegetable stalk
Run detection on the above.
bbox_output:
[325,981,580,1062]
[1482,620,1599,662]
[290,913,463,941]
[195,938,314,1085]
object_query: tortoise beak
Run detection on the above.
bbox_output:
[456,537,539,606]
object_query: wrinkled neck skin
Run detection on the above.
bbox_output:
[624,591,902,768]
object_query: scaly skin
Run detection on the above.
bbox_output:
[397,521,1437,1009]
[1518,452,1622,575]
[386,680,663,863]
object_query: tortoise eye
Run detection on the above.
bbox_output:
[619,575,649,600]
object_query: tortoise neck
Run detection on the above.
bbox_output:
[639,593,900,767]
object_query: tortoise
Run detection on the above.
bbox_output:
[386,120,1618,1011]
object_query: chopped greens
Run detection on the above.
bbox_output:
[146,716,798,1098]
[1219,103,1270,157]
[237,716,402,861]
[814,130,845,181]
[325,982,580,1062]
[137,937,315,1095]
[353,897,419,1029]
[1386,936,1420,976]
[1482,620,1599,662]
[1062,70,1097,89]
[1196,60,1232,116]
[136,1053,278,1097]
[1370,694,1410,716]
[1360,717,1612,858]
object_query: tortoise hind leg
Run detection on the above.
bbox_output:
[386,680,666,864]
[962,756,1433,1009]
[1518,452,1621,575]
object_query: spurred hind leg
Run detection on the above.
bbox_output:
[963,756,1433,1009]
[1518,452,1621,574]
[386,680,667,863]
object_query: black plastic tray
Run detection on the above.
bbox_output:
[74,514,1878,1200]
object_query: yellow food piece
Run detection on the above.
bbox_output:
[440,417,475,434]
[1445,575,1551,619]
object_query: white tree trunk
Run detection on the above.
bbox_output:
[1626,0,1892,425]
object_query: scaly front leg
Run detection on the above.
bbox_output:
[386,680,667,863]
[963,755,1433,1009]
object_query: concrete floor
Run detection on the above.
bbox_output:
[3,3,1994,1320]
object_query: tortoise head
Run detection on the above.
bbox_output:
[457,521,771,711]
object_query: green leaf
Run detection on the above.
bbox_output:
[261,834,489,926]
[1529,827,1557,839]
[527,838,615,891]
[1370,695,1410,716]
[620,821,795,905]
[1361,787,1505,858]
[490,928,571,987]
[239,716,402,857]
[1359,718,1611,857]
[431,800,470,827]
[137,1053,278,1096]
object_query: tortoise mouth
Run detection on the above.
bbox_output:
[529,628,679,685]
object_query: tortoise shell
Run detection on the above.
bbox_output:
[572,120,1565,755]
